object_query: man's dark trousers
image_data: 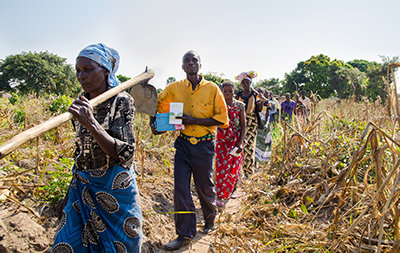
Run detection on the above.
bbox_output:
[173,136,216,238]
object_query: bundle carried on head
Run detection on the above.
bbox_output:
[235,70,258,82]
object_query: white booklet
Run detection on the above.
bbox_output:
[169,102,184,125]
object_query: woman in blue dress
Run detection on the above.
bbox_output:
[52,43,142,253]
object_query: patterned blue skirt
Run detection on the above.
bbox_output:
[52,164,142,253]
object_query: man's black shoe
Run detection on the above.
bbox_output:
[164,236,191,251]
[203,222,215,234]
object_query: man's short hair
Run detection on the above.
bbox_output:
[182,50,201,63]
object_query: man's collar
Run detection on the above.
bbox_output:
[185,75,203,87]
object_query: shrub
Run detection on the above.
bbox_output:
[47,95,72,114]
[40,157,73,203]
[13,109,26,126]
[8,92,20,105]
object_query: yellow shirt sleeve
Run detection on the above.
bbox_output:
[157,84,173,114]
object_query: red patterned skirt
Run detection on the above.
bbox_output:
[215,106,243,200]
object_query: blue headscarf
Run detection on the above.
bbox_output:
[78,43,120,87]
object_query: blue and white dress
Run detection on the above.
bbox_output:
[52,92,142,253]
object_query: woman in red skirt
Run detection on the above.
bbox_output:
[215,81,246,207]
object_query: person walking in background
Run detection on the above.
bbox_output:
[268,92,280,124]
[299,90,311,116]
[151,50,229,251]
[235,71,262,176]
[256,87,269,123]
[277,95,285,123]
[294,93,305,117]
[255,88,272,164]
[215,81,246,208]
[281,93,296,123]
[256,87,268,105]
[53,43,142,252]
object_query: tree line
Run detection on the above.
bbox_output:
[0,51,398,102]
[0,51,130,97]
[0,51,80,97]
[280,54,398,101]
[200,54,398,102]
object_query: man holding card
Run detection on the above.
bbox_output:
[151,50,229,251]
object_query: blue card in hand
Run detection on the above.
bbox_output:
[155,113,176,131]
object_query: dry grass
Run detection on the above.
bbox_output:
[209,81,400,252]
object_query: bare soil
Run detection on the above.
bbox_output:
[0,149,245,253]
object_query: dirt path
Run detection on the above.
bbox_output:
[0,202,57,253]
[0,192,243,253]
[154,191,243,253]
[0,151,251,253]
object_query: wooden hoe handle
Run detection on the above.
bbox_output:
[0,69,155,159]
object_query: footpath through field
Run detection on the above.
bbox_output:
[155,190,244,253]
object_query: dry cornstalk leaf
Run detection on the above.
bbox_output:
[3,168,34,178]
[389,240,400,253]
[360,123,371,140]
[330,159,400,250]
[370,122,400,148]
[5,195,40,219]
[0,189,10,201]
[12,184,26,196]
[394,209,400,240]
[0,217,8,234]
[377,170,400,253]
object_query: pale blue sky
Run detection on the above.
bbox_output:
[0,0,399,89]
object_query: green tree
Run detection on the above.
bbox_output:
[202,72,225,86]
[117,74,131,83]
[0,51,80,97]
[117,74,133,94]
[365,63,387,101]
[283,54,345,98]
[332,66,367,100]
[303,54,344,98]
[346,58,399,102]
[254,78,282,95]
[346,56,398,102]
[282,61,309,94]
[380,55,399,84]
[347,59,374,73]
[166,77,176,85]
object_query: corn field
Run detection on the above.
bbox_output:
[0,65,400,252]
[208,64,400,252]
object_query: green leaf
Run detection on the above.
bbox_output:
[305,196,314,203]
[301,204,308,214]
[288,208,298,219]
